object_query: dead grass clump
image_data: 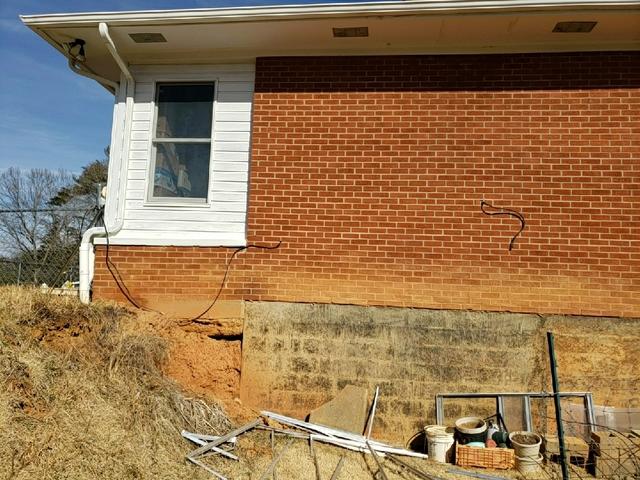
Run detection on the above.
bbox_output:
[0,286,230,479]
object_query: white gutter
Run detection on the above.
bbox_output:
[98,22,133,82]
[79,22,133,304]
[20,0,640,27]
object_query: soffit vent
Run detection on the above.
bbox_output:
[129,32,167,43]
[553,21,597,33]
[333,26,368,38]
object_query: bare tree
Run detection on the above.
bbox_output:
[0,168,75,282]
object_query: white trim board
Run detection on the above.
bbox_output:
[103,63,253,247]
[20,1,640,27]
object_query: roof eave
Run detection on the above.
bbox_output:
[20,0,640,28]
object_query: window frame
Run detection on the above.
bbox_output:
[145,80,217,206]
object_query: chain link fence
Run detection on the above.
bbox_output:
[0,207,100,288]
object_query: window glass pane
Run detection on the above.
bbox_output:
[156,84,214,139]
[153,143,210,199]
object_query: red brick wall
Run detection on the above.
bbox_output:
[93,246,243,302]
[94,52,640,317]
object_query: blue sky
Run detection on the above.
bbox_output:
[0,0,364,173]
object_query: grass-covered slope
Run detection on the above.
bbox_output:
[0,287,230,479]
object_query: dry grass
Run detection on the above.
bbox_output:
[0,286,529,480]
[0,286,230,479]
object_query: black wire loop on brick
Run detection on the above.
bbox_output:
[480,200,526,251]
[99,206,282,319]
[188,240,282,322]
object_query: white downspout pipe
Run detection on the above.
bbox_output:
[79,227,104,303]
[79,22,134,304]
[98,23,134,83]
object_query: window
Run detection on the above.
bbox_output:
[149,82,215,202]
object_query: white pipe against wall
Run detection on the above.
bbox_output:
[79,22,134,304]
[98,22,133,82]
[79,227,104,303]
[78,84,132,304]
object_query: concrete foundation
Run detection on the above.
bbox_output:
[240,302,640,442]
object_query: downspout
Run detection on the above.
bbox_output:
[79,22,135,304]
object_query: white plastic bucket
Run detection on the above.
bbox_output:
[515,453,544,474]
[425,425,455,463]
[509,431,542,457]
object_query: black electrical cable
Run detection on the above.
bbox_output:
[93,205,282,316]
[100,210,161,313]
[99,206,281,318]
[480,200,526,251]
[188,240,282,322]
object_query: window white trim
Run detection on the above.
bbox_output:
[145,79,218,206]
[101,63,254,247]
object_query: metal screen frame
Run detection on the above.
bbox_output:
[435,391,595,436]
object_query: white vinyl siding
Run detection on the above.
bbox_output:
[99,63,254,246]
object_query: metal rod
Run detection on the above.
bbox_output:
[271,430,278,480]
[366,440,389,480]
[366,386,380,439]
[310,437,323,480]
[436,396,445,425]
[330,456,345,480]
[434,391,593,429]
[258,438,294,480]
[447,468,505,480]
[437,392,593,398]
[496,396,505,429]
[547,331,570,480]
[585,393,596,435]
[523,395,532,432]
[186,456,228,480]
[256,424,310,440]
[388,455,438,480]
[188,419,261,459]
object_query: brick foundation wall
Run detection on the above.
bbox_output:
[94,52,640,317]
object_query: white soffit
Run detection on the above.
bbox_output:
[21,0,640,84]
